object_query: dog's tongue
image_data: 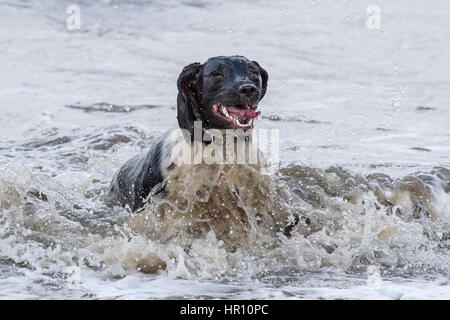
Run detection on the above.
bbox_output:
[228,107,261,122]
[243,109,261,120]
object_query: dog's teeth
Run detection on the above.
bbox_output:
[221,106,230,118]
[242,119,253,128]
[234,119,253,128]
[220,105,253,128]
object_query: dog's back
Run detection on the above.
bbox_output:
[107,138,165,211]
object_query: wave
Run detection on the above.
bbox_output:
[1,157,449,281]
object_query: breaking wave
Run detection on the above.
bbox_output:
[1,146,449,285]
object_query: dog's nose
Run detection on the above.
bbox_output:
[239,84,257,98]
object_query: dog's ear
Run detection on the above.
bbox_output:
[252,61,268,101]
[177,62,202,134]
[177,62,202,95]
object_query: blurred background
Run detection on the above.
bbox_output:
[1,0,449,175]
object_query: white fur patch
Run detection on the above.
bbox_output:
[159,128,275,178]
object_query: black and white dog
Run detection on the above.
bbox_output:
[107,56,268,212]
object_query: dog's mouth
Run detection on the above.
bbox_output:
[212,103,261,129]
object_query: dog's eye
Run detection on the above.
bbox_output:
[250,70,259,78]
[211,72,224,79]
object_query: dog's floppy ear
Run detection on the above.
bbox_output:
[177,62,202,134]
[177,62,202,95]
[252,60,268,101]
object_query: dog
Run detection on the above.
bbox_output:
[107,56,268,212]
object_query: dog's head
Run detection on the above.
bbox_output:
[177,56,268,135]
